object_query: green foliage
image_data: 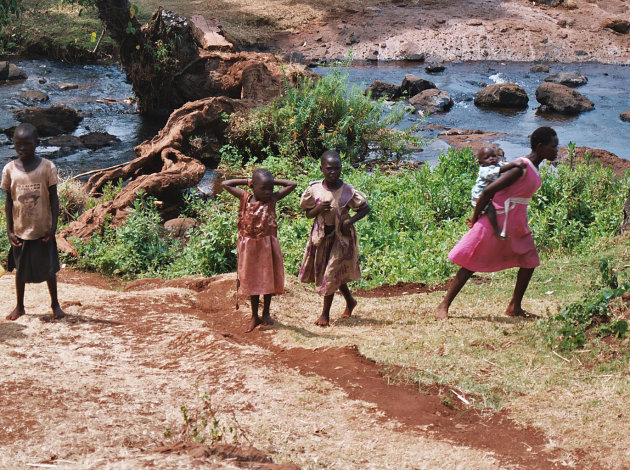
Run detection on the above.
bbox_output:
[0,0,21,30]
[101,178,124,202]
[227,64,422,163]
[529,160,629,255]
[542,257,630,351]
[74,192,176,277]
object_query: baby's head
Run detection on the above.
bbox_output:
[251,168,274,202]
[476,147,500,167]
[13,123,38,161]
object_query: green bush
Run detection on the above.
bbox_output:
[227,64,422,163]
[542,257,629,351]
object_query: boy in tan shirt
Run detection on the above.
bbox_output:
[2,123,65,320]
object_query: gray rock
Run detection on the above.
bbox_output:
[409,89,453,115]
[18,90,50,103]
[43,135,84,148]
[365,80,400,99]
[474,83,529,109]
[13,105,83,137]
[529,64,549,73]
[620,111,630,123]
[38,77,47,84]
[535,83,594,115]
[544,71,588,88]
[79,132,120,149]
[59,83,79,91]
[425,63,446,74]
[0,62,27,81]
[400,74,436,97]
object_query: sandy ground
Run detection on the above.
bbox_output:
[138,0,630,64]
[0,268,592,469]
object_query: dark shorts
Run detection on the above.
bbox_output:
[8,238,60,283]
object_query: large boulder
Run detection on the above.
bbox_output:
[535,83,594,114]
[0,62,27,81]
[400,74,436,97]
[409,89,453,115]
[13,105,82,136]
[602,18,630,35]
[544,71,588,88]
[365,80,400,99]
[621,111,630,123]
[474,83,528,109]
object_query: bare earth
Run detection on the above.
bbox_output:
[137,0,630,64]
[3,268,627,469]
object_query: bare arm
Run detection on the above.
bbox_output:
[305,201,331,219]
[469,167,525,225]
[273,179,297,201]
[42,185,59,242]
[499,160,527,174]
[221,178,249,199]
[5,192,21,247]
[341,203,371,235]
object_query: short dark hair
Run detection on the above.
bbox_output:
[530,127,557,150]
[14,123,39,141]
[252,168,273,185]
[320,150,341,165]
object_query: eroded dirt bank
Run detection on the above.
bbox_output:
[0,269,597,469]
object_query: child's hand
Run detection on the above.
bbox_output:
[41,231,54,243]
[341,218,353,236]
[8,232,22,247]
[518,161,528,170]
[466,217,474,228]
[318,201,332,212]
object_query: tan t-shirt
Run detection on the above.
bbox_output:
[1,158,58,240]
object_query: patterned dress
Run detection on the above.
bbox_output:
[237,192,284,296]
[449,158,541,272]
[298,180,367,295]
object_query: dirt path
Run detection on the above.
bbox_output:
[139,0,630,64]
[0,269,594,469]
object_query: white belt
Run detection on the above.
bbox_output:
[495,197,530,238]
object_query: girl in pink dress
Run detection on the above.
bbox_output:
[222,169,297,332]
[435,127,559,320]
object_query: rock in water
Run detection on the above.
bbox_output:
[474,83,529,109]
[18,90,50,103]
[365,80,400,99]
[0,62,27,81]
[409,89,453,114]
[400,74,436,97]
[530,64,549,73]
[620,111,630,123]
[79,132,121,149]
[13,106,82,136]
[544,71,588,88]
[535,83,594,114]
[425,63,446,74]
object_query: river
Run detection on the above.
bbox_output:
[1,59,629,186]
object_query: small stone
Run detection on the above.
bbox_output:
[38,77,47,84]
[544,71,588,87]
[18,90,50,103]
[59,83,79,91]
[425,63,446,74]
[620,111,630,123]
[530,64,549,73]
[164,218,196,237]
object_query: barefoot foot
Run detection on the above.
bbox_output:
[246,316,262,332]
[261,313,274,326]
[434,304,449,320]
[341,298,357,318]
[52,304,66,320]
[505,308,539,319]
[6,307,25,321]
[314,314,330,327]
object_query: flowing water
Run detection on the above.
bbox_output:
[1,60,629,187]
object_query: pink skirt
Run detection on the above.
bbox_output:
[237,235,284,296]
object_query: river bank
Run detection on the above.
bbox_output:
[3,0,629,65]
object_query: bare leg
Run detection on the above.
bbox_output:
[434,268,474,320]
[246,295,262,332]
[315,294,334,327]
[485,205,506,239]
[47,276,65,319]
[339,284,357,318]
[7,277,26,321]
[505,268,538,318]
[261,294,274,325]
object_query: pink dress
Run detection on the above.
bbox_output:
[449,158,541,272]
[237,192,284,296]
